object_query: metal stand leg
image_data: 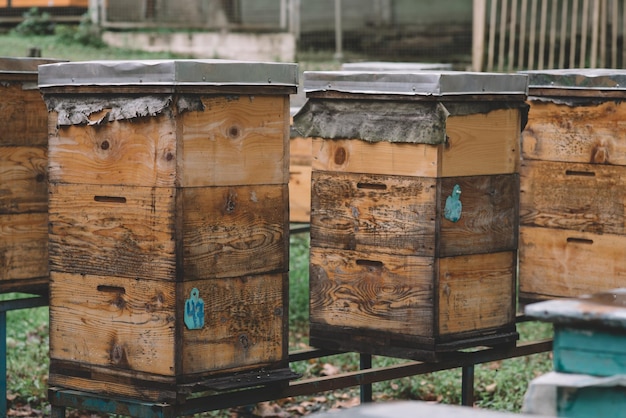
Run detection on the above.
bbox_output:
[461,364,475,406]
[359,353,372,404]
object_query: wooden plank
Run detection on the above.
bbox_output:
[49,272,177,376]
[311,172,517,257]
[522,100,626,165]
[48,183,177,280]
[181,95,289,187]
[310,107,523,178]
[558,0,568,69]
[537,0,547,70]
[487,0,498,72]
[310,171,438,256]
[528,0,538,69]
[312,137,440,178]
[590,0,600,67]
[519,226,626,300]
[181,273,287,375]
[520,160,626,234]
[611,0,618,67]
[548,0,557,69]
[508,0,518,72]
[48,114,178,187]
[0,212,48,282]
[181,184,288,280]
[309,247,435,336]
[438,174,519,257]
[570,0,579,68]
[289,136,312,223]
[518,0,529,70]
[497,0,508,72]
[438,251,515,335]
[472,0,487,71]
[599,0,606,67]
[0,83,49,147]
[289,164,311,223]
[580,0,589,67]
[0,145,47,214]
[441,108,521,177]
[289,136,312,166]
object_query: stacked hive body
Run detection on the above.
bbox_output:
[288,63,454,224]
[0,58,61,294]
[295,71,528,361]
[39,59,298,402]
[519,69,626,301]
[524,291,626,416]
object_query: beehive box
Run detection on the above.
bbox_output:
[525,290,626,416]
[294,71,528,361]
[39,59,298,402]
[0,57,64,294]
[288,63,455,224]
[519,69,626,302]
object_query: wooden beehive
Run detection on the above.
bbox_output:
[0,57,64,294]
[519,69,626,302]
[525,290,626,416]
[295,71,528,361]
[288,63,454,225]
[39,59,298,402]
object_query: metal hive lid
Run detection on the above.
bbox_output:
[303,70,528,96]
[0,57,66,74]
[38,59,299,88]
[341,62,453,71]
[525,288,626,329]
[521,68,626,91]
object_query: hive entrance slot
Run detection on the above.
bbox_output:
[566,237,594,245]
[357,182,387,190]
[94,196,127,204]
[565,170,595,177]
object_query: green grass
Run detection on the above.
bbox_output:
[0,30,189,61]
[1,294,49,413]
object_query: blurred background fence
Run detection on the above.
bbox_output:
[1,0,625,71]
[475,0,626,72]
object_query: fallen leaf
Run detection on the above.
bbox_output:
[332,397,360,410]
[485,382,497,393]
[321,363,340,376]
[488,361,502,370]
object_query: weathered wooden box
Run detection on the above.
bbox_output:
[519,69,626,302]
[0,57,63,294]
[295,71,528,361]
[39,59,298,402]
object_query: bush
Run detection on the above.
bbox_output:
[13,8,55,36]
[56,12,105,48]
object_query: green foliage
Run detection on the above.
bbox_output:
[1,294,49,409]
[56,13,105,48]
[13,8,55,36]
[289,230,310,330]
